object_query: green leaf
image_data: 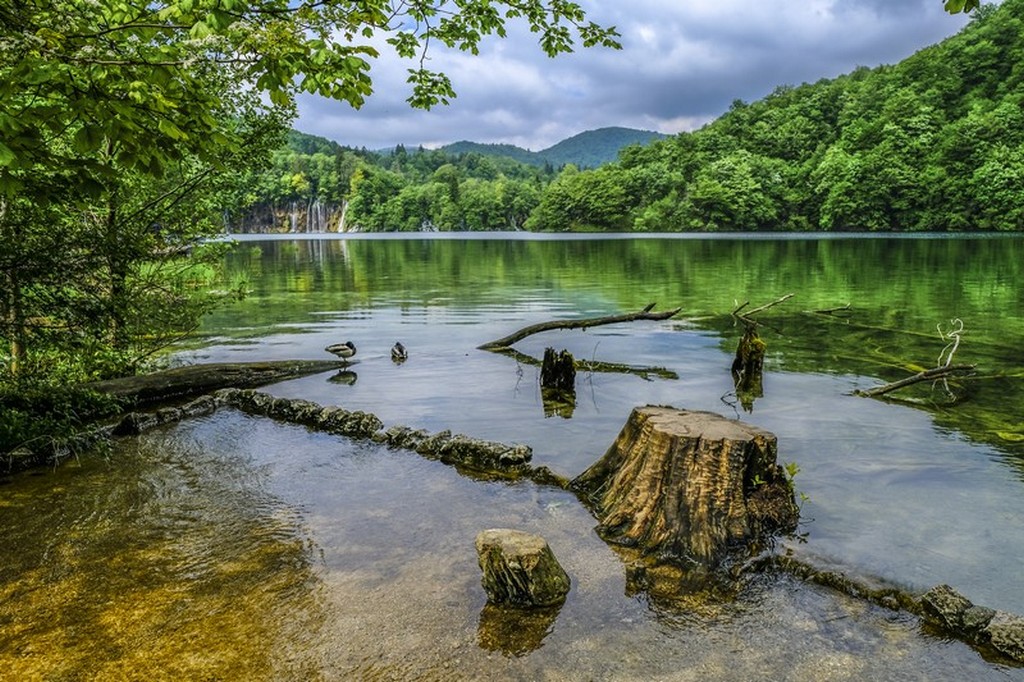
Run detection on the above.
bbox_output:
[72,125,103,153]
[0,141,16,167]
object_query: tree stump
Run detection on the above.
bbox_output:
[572,406,798,566]
[731,325,766,412]
[540,347,576,393]
[475,529,571,607]
[540,347,576,418]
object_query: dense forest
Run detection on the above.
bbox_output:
[226,126,664,233]
[441,127,667,168]
[242,0,1023,234]
[530,0,1024,232]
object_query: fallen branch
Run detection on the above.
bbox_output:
[854,364,976,398]
[732,293,794,324]
[809,303,852,316]
[494,347,678,381]
[478,304,681,351]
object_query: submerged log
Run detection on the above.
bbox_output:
[475,529,571,607]
[854,363,976,398]
[86,360,347,407]
[572,406,798,566]
[495,346,678,381]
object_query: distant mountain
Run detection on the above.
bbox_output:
[541,127,667,168]
[438,141,540,166]
[285,129,344,156]
[440,127,667,168]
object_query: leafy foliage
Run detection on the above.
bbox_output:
[527,1,1024,232]
[441,127,667,169]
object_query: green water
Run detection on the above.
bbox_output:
[2,234,1023,680]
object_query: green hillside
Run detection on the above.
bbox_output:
[440,127,666,169]
[439,141,540,166]
[528,1,1024,232]
[541,127,666,167]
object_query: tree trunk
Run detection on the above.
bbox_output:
[572,406,798,566]
[0,198,26,375]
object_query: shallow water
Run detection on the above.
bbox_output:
[3,234,1024,679]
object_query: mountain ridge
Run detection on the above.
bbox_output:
[439,126,667,168]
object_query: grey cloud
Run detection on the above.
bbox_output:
[294,0,970,150]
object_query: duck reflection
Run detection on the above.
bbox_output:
[328,369,358,385]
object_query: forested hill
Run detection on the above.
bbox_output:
[441,127,666,169]
[528,0,1024,232]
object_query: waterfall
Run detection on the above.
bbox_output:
[289,201,299,233]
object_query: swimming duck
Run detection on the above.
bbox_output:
[391,341,408,362]
[325,341,357,360]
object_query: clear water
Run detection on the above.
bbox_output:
[2,234,1023,680]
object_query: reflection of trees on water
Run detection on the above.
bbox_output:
[212,236,1024,479]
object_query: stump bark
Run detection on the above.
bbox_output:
[572,406,798,566]
[475,529,571,607]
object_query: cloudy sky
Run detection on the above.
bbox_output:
[294,0,971,152]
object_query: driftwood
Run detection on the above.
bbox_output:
[854,364,976,398]
[731,293,794,324]
[478,303,681,351]
[493,347,678,381]
[85,360,347,407]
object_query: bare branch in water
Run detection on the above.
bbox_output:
[478,304,682,351]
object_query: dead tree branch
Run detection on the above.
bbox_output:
[854,364,976,398]
[809,303,852,317]
[478,304,681,351]
[733,293,795,322]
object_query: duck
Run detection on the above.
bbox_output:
[325,341,357,360]
[391,341,408,362]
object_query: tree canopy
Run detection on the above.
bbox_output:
[526,0,1024,232]
[0,0,620,193]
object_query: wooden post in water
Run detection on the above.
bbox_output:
[540,347,576,418]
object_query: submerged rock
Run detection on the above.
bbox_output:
[921,584,1024,662]
[986,611,1024,662]
[475,529,570,607]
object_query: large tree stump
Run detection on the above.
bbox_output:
[572,406,798,566]
[475,529,571,607]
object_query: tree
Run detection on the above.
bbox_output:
[0,0,620,190]
[0,0,619,379]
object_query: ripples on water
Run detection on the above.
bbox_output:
[1,413,1013,680]
[3,235,1023,679]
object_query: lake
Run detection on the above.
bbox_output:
[2,234,1023,680]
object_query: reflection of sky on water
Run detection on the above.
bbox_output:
[181,236,1024,613]
[180,292,1024,619]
